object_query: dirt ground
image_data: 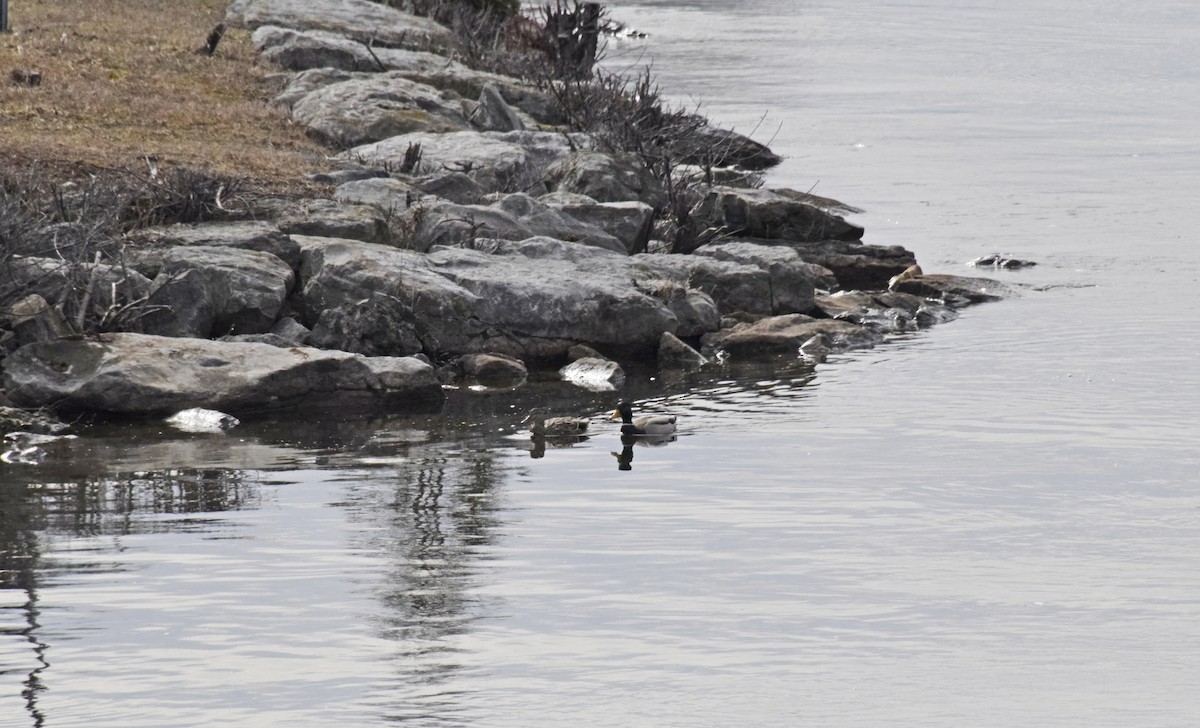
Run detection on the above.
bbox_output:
[0,0,330,193]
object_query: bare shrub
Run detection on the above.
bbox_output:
[535,66,719,252]
[126,166,245,227]
[400,143,424,175]
[382,201,427,249]
[1,163,247,338]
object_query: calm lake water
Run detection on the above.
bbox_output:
[4,1,1199,725]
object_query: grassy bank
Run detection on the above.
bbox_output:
[0,0,327,192]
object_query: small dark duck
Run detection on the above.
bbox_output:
[609,401,677,436]
[522,408,590,438]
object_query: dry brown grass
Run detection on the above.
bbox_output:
[0,0,330,194]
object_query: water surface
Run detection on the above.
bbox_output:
[4,1,1200,725]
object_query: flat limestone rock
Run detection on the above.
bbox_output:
[890,273,1007,306]
[141,245,296,338]
[701,314,883,358]
[225,0,452,51]
[125,221,302,271]
[1,333,444,416]
[814,290,957,332]
[725,236,916,292]
[290,73,470,146]
[694,187,864,243]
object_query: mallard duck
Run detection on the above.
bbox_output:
[609,401,677,436]
[522,408,589,438]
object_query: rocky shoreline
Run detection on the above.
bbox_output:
[0,0,1007,427]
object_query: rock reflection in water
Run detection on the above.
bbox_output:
[0,484,48,727]
[1,466,258,727]
[0,354,820,724]
[324,446,509,722]
[1,439,510,725]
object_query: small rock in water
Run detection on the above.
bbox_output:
[2,436,44,464]
[0,431,68,465]
[559,357,626,392]
[165,407,240,433]
[968,253,1037,269]
[888,263,923,290]
[798,334,831,363]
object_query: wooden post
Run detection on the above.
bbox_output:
[1,0,9,33]
[546,1,601,79]
[579,2,600,75]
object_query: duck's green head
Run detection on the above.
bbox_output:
[609,401,634,423]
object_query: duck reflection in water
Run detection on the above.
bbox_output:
[527,433,593,459]
[612,432,678,470]
[608,401,679,470]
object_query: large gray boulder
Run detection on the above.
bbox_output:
[427,245,677,358]
[333,171,484,209]
[270,198,392,245]
[225,0,453,51]
[540,193,654,254]
[484,236,625,264]
[408,200,539,250]
[543,151,667,209]
[343,130,588,195]
[694,187,865,242]
[289,73,469,146]
[726,236,918,292]
[295,236,482,355]
[334,176,422,211]
[140,246,295,338]
[428,73,561,127]
[467,84,526,133]
[257,28,561,124]
[253,26,379,72]
[694,241,824,315]
[485,131,588,174]
[306,290,424,356]
[630,252,818,317]
[414,172,485,205]
[125,221,302,272]
[272,67,357,109]
[489,240,722,336]
[657,331,708,371]
[344,131,529,193]
[406,195,625,253]
[676,124,783,170]
[294,236,681,360]
[489,194,625,252]
[1,333,444,416]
